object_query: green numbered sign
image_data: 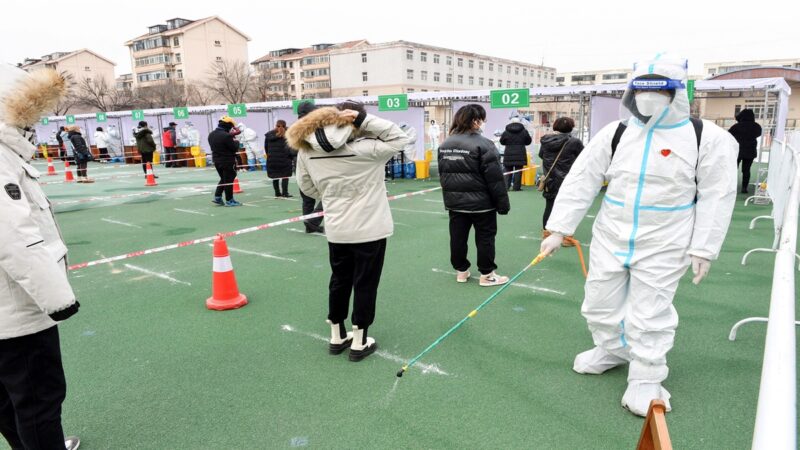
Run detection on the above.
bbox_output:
[132,110,145,121]
[687,79,695,103]
[65,115,75,124]
[490,89,530,109]
[41,117,49,125]
[227,103,247,117]
[96,112,107,122]
[292,99,315,115]
[378,94,408,112]
[173,107,189,120]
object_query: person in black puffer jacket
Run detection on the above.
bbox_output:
[500,117,532,191]
[438,104,510,287]
[208,116,242,206]
[265,120,294,198]
[728,108,762,193]
[67,126,94,183]
[538,117,583,238]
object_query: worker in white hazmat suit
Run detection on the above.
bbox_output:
[428,119,441,152]
[540,54,738,416]
[106,124,124,162]
[237,123,265,171]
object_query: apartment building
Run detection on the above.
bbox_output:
[329,41,556,97]
[19,49,116,86]
[125,16,250,88]
[704,58,800,78]
[554,68,632,87]
[116,73,133,90]
[251,40,368,100]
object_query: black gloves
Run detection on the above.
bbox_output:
[49,301,80,322]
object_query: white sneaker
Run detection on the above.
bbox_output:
[65,436,81,450]
[573,346,630,374]
[479,271,509,286]
[456,270,471,283]
[621,382,671,417]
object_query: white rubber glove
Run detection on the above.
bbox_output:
[540,232,564,256]
[691,256,711,285]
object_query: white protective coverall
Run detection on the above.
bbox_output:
[543,55,738,416]
[428,120,441,151]
[106,125,123,162]
[237,123,264,171]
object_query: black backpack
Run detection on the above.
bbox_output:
[610,117,703,159]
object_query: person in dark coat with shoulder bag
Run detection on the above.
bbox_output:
[728,108,762,194]
[67,125,94,183]
[265,120,294,198]
[538,116,584,241]
[438,104,511,287]
[500,116,532,191]
[208,116,242,207]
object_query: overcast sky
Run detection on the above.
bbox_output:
[2,0,798,77]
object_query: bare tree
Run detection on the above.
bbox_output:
[202,60,253,104]
[74,77,136,112]
[185,81,215,106]
[134,80,187,109]
[251,65,292,102]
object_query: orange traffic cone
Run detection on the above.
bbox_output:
[46,158,57,176]
[206,234,248,311]
[144,162,158,186]
[64,161,74,182]
[233,177,243,193]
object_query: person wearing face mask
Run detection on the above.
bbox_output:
[0,65,81,450]
[539,55,738,417]
[438,104,510,286]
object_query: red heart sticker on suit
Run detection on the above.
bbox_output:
[660,149,671,157]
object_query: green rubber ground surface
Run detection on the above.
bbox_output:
[4,160,795,449]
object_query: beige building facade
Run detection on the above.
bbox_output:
[329,41,557,98]
[555,68,632,87]
[125,16,250,88]
[20,49,116,86]
[704,58,800,78]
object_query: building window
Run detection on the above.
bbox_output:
[498,64,503,72]
[489,79,494,87]
[489,63,494,71]
[421,70,427,81]
[216,56,223,62]
[506,66,511,74]
[571,74,596,82]
[515,81,519,88]
[479,61,484,70]
[468,60,474,69]
[478,77,484,86]
[555,76,565,83]
[84,66,91,71]
[523,82,527,88]
[498,80,502,87]
[446,55,452,66]
[177,69,183,79]
[406,50,413,60]
[434,72,440,82]
[433,54,440,64]
[407,69,414,80]
[176,53,182,63]
[446,73,452,83]
[469,76,474,85]
[506,80,511,88]
[420,52,427,62]
[361,53,367,63]
[515,67,519,75]
[362,90,368,96]
[457,58,463,67]
[214,40,221,47]
[523,68,528,76]
[407,88,415,93]
[173,37,180,47]
[601,73,627,80]
[457,74,463,84]
[362,72,368,82]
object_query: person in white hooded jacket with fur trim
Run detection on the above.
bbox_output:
[0,64,81,450]
[288,101,408,362]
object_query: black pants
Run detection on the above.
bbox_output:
[738,157,754,192]
[141,152,154,174]
[543,197,555,230]
[0,326,66,450]
[76,161,88,178]
[300,190,323,228]
[505,165,523,191]
[272,178,289,196]
[328,239,387,328]
[449,210,498,275]
[214,162,237,201]
[164,147,175,167]
[98,147,108,161]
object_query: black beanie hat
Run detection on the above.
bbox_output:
[138,121,148,128]
[297,102,318,118]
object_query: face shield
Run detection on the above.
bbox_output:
[620,55,690,130]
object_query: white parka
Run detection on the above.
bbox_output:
[94,130,110,148]
[289,109,408,244]
[0,124,77,339]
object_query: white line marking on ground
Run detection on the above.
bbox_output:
[280,324,449,376]
[123,264,191,286]
[242,203,259,207]
[392,207,446,215]
[394,222,411,227]
[423,199,443,203]
[174,208,214,216]
[210,244,297,262]
[101,218,142,228]
[431,268,565,296]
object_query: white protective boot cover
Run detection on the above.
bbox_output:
[621,381,671,417]
[573,346,630,374]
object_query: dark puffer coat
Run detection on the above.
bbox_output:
[68,131,93,163]
[265,130,294,179]
[728,109,762,160]
[208,126,239,165]
[538,133,584,200]
[499,122,532,166]
[438,132,509,214]
[134,128,156,153]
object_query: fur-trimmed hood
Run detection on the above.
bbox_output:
[285,107,355,152]
[0,65,66,129]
